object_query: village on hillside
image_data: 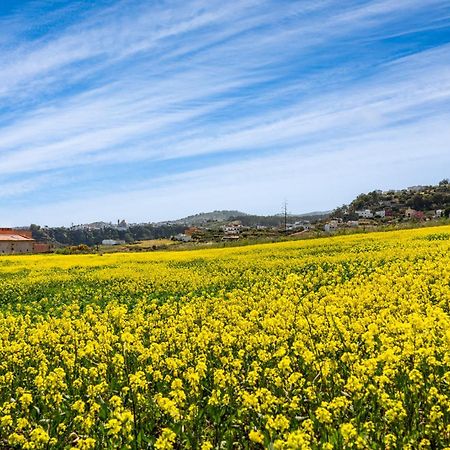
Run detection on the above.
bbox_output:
[1,181,449,255]
[321,182,450,234]
[167,181,450,243]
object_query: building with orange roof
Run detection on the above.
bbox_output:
[0,229,35,255]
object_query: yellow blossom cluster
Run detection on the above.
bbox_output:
[0,226,449,448]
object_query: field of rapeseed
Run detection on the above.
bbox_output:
[0,226,450,449]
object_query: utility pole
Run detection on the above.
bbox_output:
[282,200,288,234]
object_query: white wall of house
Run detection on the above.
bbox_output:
[324,222,338,232]
[356,210,373,218]
[174,234,192,242]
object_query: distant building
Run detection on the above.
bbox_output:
[404,208,425,220]
[228,220,242,227]
[0,229,34,255]
[173,234,192,242]
[355,209,373,219]
[408,185,426,192]
[375,210,386,218]
[324,220,339,232]
[405,208,416,219]
[184,227,201,237]
[358,219,375,226]
[222,235,240,241]
[293,221,311,231]
[33,243,54,253]
[435,209,444,218]
[223,225,241,234]
[117,219,128,231]
[102,239,125,246]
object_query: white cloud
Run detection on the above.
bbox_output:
[1,0,449,225]
[6,112,449,226]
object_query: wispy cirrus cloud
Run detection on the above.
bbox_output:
[0,0,449,225]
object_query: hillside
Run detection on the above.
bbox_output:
[159,210,248,226]
[333,179,450,219]
[162,210,330,227]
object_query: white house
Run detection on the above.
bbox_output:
[102,239,125,246]
[294,221,311,231]
[222,235,240,241]
[324,220,339,232]
[375,210,386,218]
[355,209,373,219]
[223,226,240,235]
[173,233,192,242]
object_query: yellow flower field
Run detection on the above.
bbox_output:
[0,226,450,449]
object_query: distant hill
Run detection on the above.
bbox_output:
[273,210,331,218]
[160,209,331,227]
[230,212,330,228]
[158,210,248,226]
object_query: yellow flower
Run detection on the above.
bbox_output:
[30,427,56,448]
[266,414,290,431]
[71,399,85,414]
[385,434,396,447]
[0,224,449,448]
[340,423,357,443]
[17,417,29,429]
[8,433,27,446]
[155,428,176,450]
[76,437,96,449]
[0,415,13,427]
[315,406,333,424]
[19,392,33,408]
[419,439,431,450]
[105,418,121,435]
[249,430,264,444]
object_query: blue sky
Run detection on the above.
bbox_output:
[1,0,450,226]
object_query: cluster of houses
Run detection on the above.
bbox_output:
[323,207,446,233]
[285,220,313,232]
[173,226,202,242]
[173,221,249,243]
[71,219,129,231]
[353,207,444,220]
[172,219,315,243]
[0,228,53,255]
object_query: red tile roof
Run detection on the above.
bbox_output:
[0,234,34,241]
